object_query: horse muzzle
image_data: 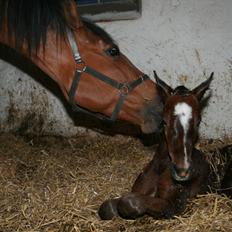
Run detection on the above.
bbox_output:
[140,101,163,134]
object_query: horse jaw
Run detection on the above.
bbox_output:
[141,120,160,134]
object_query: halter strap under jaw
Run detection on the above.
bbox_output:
[67,29,149,122]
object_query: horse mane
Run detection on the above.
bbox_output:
[0,0,74,52]
[81,17,115,45]
[0,1,116,54]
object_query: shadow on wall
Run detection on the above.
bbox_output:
[0,44,157,144]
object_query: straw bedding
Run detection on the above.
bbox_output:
[0,133,231,232]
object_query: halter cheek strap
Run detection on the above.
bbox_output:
[67,29,149,122]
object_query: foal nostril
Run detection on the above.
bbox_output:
[178,169,189,178]
[172,166,190,181]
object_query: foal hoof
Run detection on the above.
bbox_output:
[117,193,147,219]
[98,198,120,220]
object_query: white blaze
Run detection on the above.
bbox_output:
[174,102,192,169]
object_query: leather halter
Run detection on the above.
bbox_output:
[67,29,149,122]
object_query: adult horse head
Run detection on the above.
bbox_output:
[0,0,162,134]
[154,71,213,181]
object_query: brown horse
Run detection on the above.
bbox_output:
[98,72,213,220]
[0,0,161,134]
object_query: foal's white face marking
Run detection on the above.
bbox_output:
[174,102,192,169]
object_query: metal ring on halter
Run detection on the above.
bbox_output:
[76,65,87,73]
[140,75,145,82]
[119,83,130,95]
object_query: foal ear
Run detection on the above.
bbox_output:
[154,71,173,102]
[192,72,214,101]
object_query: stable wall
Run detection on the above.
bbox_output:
[0,0,232,138]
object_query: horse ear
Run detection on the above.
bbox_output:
[154,70,173,102]
[192,72,214,101]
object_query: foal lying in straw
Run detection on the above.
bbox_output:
[99,71,214,220]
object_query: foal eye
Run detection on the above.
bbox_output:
[105,46,120,57]
[161,120,167,127]
[196,117,201,127]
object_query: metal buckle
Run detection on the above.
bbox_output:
[77,66,87,73]
[139,75,145,82]
[74,55,82,63]
[76,61,87,73]
[119,83,130,95]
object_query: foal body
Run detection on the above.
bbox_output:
[99,135,210,220]
[99,72,213,220]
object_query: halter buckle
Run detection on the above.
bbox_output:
[139,75,144,81]
[76,61,87,73]
[74,54,82,63]
[119,83,130,95]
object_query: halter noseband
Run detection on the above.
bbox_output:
[67,29,149,122]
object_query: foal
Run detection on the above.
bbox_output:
[99,72,213,220]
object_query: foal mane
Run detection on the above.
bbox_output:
[0,0,76,52]
[173,86,191,96]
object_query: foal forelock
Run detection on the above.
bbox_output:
[174,102,193,169]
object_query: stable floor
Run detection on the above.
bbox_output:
[0,134,232,232]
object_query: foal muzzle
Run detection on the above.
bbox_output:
[171,165,191,182]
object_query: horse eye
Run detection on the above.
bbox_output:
[106,46,120,57]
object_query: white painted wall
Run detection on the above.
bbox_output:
[1,0,232,138]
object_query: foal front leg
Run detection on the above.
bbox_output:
[117,192,170,219]
[117,187,189,219]
[98,198,120,220]
[98,193,150,220]
[115,158,166,219]
[99,159,159,220]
